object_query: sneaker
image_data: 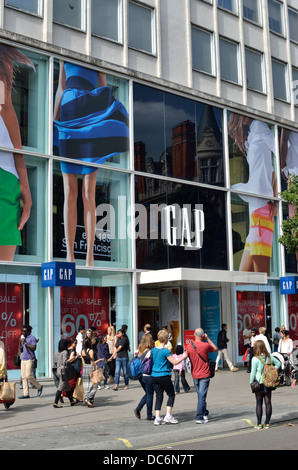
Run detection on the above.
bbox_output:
[163,414,178,424]
[254,424,263,429]
[203,415,209,423]
[104,385,109,390]
[264,424,270,430]
[154,417,165,426]
[231,368,239,372]
[97,385,102,390]
[196,420,205,424]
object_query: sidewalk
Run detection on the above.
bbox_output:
[1,368,298,450]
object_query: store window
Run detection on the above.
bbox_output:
[288,7,298,43]
[92,0,122,42]
[243,0,261,24]
[133,83,224,185]
[53,163,130,268]
[128,1,156,54]
[5,0,41,15]
[219,38,241,85]
[135,176,228,271]
[268,0,284,35]
[245,48,265,93]
[217,0,238,14]
[192,26,214,75]
[53,0,86,31]
[272,59,288,101]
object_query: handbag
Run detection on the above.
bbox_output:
[191,343,215,378]
[14,353,21,367]
[73,377,84,401]
[61,362,77,382]
[90,367,104,385]
[0,382,16,403]
[250,380,261,393]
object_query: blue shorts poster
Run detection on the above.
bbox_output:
[201,290,221,362]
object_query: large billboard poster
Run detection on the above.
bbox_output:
[0,283,23,370]
[237,291,265,356]
[288,294,298,342]
[60,286,110,338]
[201,290,221,362]
[53,60,129,268]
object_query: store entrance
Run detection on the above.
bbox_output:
[137,290,160,341]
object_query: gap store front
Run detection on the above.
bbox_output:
[0,40,297,380]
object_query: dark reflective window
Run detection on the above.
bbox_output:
[133,83,224,185]
[135,176,227,270]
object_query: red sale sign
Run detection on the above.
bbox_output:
[288,294,298,342]
[60,286,110,338]
[0,283,24,370]
[184,330,195,350]
[237,291,265,356]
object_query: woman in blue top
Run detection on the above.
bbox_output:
[250,340,280,429]
[151,329,185,425]
[53,61,129,266]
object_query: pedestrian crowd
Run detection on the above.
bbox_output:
[1,321,298,431]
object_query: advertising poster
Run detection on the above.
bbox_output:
[237,291,265,356]
[288,294,298,341]
[0,283,23,370]
[201,290,221,362]
[60,286,110,338]
[228,112,277,277]
[184,330,195,350]
[53,60,129,268]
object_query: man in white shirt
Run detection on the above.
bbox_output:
[76,326,85,356]
[243,324,251,367]
[255,327,271,354]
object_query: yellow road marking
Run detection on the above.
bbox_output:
[241,419,254,427]
[117,438,133,448]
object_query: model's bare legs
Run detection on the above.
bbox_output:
[62,173,78,263]
[82,170,98,267]
[0,246,16,261]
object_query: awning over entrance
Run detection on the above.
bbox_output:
[137,268,267,287]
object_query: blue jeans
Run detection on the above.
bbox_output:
[193,377,210,420]
[115,357,129,386]
[137,375,154,419]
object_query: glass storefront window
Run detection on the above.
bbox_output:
[53,60,129,170]
[231,193,280,277]
[133,83,224,185]
[53,162,131,268]
[135,176,228,270]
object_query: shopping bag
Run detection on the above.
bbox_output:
[90,368,104,385]
[0,382,16,403]
[73,378,84,401]
[243,348,250,362]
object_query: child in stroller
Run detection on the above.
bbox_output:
[272,351,293,386]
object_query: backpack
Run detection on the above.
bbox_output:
[139,348,162,375]
[127,351,147,380]
[258,356,280,389]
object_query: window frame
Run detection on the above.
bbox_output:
[53,0,87,33]
[242,0,262,26]
[268,0,285,37]
[128,0,156,55]
[217,0,238,16]
[91,0,123,44]
[219,37,242,86]
[245,46,266,94]
[4,0,42,17]
[272,58,289,103]
[191,25,215,76]
[288,6,298,44]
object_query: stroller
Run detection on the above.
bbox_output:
[272,351,293,386]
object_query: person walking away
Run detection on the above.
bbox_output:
[183,328,217,424]
[61,338,80,402]
[134,333,155,421]
[110,329,130,390]
[53,339,79,408]
[95,335,110,390]
[250,340,280,429]
[19,324,43,399]
[215,324,238,372]
[81,337,98,407]
[151,330,185,425]
[107,325,116,383]
[273,327,281,353]
[173,345,190,394]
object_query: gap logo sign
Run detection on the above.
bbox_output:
[280,276,298,295]
[41,262,76,287]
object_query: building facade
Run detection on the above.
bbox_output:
[1,0,298,379]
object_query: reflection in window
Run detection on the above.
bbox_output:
[272,59,288,101]
[245,48,265,93]
[268,0,284,35]
[192,27,214,75]
[133,83,224,185]
[53,0,85,30]
[219,38,241,84]
[288,8,298,43]
[243,0,260,24]
[135,176,228,270]
[92,0,121,42]
[5,0,40,15]
[128,1,155,54]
